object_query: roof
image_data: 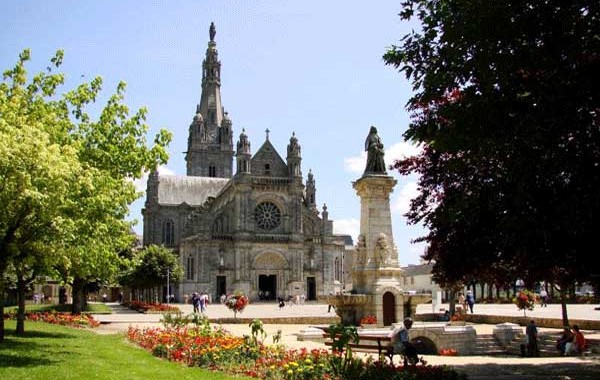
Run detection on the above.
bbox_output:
[157,175,229,206]
[334,234,354,246]
[401,263,434,276]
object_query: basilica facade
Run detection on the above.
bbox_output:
[143,23,349,302]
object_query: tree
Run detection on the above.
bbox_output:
[120,245,183,302]
[384,1,599,326]
[0,49,171,340]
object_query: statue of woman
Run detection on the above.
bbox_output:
[364,126,387,174]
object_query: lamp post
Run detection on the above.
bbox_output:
[166,267,170,306]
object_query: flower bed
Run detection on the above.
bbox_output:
[127,300,181,313]
[3,311,100,328]
[127,324,467,379]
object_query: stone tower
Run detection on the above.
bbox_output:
[186,22,234,177]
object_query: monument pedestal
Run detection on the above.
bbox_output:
[351,174,405,326]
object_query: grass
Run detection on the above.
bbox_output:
[0,320,248,380]
[4,302,112,314]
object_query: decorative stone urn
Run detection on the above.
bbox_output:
[326,294,367,325]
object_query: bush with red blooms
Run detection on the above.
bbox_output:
[513,289,537,315]
[439,348,458,356]
[224,291,249,317]
[359,315,377,325]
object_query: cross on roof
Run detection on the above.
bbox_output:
[265,128,270,140]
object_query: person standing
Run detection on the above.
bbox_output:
[539,289,548,307]
[191,292,200,313]
[526,320,540,357]
[466,291,475,313]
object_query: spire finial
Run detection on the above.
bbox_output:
[209,22,216,42]
[265,128,270,140]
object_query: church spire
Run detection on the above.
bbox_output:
[185,22,234,178]
[199,22,223,128]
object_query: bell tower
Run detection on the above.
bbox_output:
[185,22,234,177]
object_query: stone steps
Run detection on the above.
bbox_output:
[505,333,562,357]
[473,334,506,355]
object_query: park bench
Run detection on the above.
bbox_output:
[322,331,397,362]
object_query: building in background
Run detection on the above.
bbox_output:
[142,24,348,302]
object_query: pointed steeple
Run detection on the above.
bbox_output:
[305,169,316,209]
[286,132,302,177]
[236,128,251,175]
[185,22,234,178]
[199,22,223,130]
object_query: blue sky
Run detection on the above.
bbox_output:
[1,1,427,265]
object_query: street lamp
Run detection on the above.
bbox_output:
[166,267,170,306]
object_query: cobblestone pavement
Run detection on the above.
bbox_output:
[93,302,600,379]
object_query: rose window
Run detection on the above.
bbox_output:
[254,202,281,230]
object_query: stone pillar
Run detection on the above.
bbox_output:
[351,174,405,325]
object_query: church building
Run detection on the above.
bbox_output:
[142,23,349,302]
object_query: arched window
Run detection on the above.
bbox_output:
[334,257,340,281]
[162,219,175,247]
[209,165,217,177]
[186,256,195,280]
[264,164,270,176]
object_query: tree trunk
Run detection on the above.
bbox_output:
[16,277,26,335]
[560,290,569,328]
[0,294,5,343]
[448,289,456,316]
[71,277,86,314]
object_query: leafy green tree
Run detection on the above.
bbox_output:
[384,1,599,325]
[120,245,182,302]
[0,49,171,339]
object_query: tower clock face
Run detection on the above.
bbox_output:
[254,202,281,230]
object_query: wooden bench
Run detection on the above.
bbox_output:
[323,333,397,362]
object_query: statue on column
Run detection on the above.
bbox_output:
[364,126,387,175]
[209,22,216,42]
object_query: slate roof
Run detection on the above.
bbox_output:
[401,262,434,276]
[157,175,229,206]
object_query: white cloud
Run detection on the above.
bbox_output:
[343,152,367,173]
[343,141,421,173]
[333,218,360,242]
[131,165,176,193]
[392,181,419,214]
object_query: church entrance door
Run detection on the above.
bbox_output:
[216,276,226,300]
[383,291,396,326]
[306,277,316,300]
[258,274,276,300]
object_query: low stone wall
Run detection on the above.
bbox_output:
[464,314,600,330]
[210,316,339,325]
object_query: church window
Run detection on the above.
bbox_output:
[264,164,270,176]
[186,256,195,280]
[209,166,217,177]
[334,257,340,281]
[162,220,175,247]
[254,202,281,230]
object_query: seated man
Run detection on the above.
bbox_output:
[389,317,418,366]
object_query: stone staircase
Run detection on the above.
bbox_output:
[505,332,562,357]
[473,334,507,356]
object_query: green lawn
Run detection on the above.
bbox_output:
[0,320,248,380]
[4,302,112,314]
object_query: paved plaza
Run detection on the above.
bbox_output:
[93,302,600,379]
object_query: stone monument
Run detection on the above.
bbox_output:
[351,126,405,326]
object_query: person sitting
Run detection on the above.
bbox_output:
[567,325,586,355]
[557,327,573,355]
[389,317,418,366]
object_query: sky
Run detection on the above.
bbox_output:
[1,1,427,266]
